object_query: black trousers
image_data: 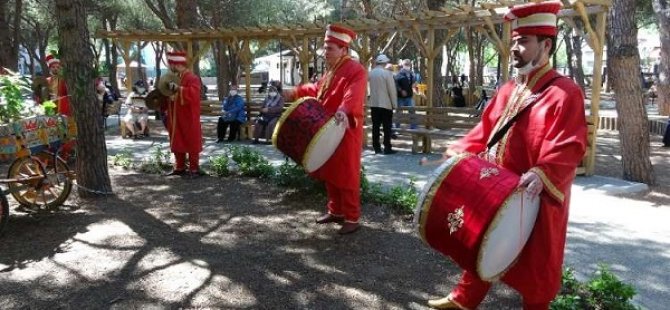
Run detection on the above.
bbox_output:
[217,118,242,141]
[370,107,393,152]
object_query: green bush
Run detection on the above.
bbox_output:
[209,154,231,177]
[110,148,133,169]
[360,166,419,214]
[139,144,173,174]
[230,146,275,178]
[551,265,639,310]
[0,69,32,123]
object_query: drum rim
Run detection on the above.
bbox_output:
[476,188,540,281]
[416,153,470,242]
[271,96,318,148]
[302,117,344,172]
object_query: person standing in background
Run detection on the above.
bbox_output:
[368,54,398,154]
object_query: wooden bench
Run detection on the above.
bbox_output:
[200,97,289,140]
[365,106,480,153]
[104,100,122,128]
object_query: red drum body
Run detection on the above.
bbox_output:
[415,153,539,281]
[272,97,345,172]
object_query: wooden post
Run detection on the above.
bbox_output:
[120,40,133,94]
[584,11,608,175]
[301,37,310,84]
[187,40,194,71]
[500,22,511,83]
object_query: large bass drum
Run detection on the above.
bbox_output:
[415,153,540,281]
[272,97,345,173]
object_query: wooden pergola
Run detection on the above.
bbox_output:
[96,0,610,175]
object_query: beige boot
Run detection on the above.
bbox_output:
[427,295,464,309]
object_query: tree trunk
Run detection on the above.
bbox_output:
[0,0,22,71]
[427,0,446,107]
[564,28,575,79]
[55,0,113,197]
[653,0,670,115]
[607,0,655,184]
[176,0,200,77]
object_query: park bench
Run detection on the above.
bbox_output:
[200,93,287,140]
[365,106,480,153]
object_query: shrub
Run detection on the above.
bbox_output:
[360,166,419,214]
[551,265,639,310]
[209,154,231,177]
[110,148,133,169]
[229,146,274,178]
[138,144,172,174]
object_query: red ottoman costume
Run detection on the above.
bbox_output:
[294,25,367,224]
[439,2,588,309]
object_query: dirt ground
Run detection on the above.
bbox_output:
[0,124,667,309]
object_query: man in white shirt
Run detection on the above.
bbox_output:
[368,54,398,154]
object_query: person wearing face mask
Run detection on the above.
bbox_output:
[429,2,587,309]
[283,24,367,235]
[163,51,204,178]
[217,85,246,143]
[252,86,284,144]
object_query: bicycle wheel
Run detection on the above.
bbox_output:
[7,153,72,208]
[0,192,8,236]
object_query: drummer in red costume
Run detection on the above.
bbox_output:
[46,54,71,116]
[428,2,587,309]
[164,51,204,178]
[284,24,367,235]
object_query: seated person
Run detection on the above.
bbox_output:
[253,86,284,144]
[217,85,247,143]
[123,92,149,138]
[451,82,466,107]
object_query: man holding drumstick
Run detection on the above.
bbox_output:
[283,24,367,235]
[428,2,587,309]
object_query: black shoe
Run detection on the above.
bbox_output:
[188,170,207,178]
[374,149,382,154]
[383,149,397,155]
[252,139,259,144]
[165,169,186,176]
[216,139,223,143]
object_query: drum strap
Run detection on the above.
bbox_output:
[486,76,563,150]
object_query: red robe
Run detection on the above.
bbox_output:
[47,76,71,116]
[295,57,367,190]
[450,65,587,302]
[167,71,202,153]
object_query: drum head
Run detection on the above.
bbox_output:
[302,118,345,172]
[477,190,540,281]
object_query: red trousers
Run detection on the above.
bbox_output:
[325,182,360,223]
[450,270,551,310]
[174,152,200,172]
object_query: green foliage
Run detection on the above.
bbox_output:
[138,144,172,174]
[110,148,134,169]
[551,265,640,310]
[360,166,419,214]
[229,146,275,178]
[273,160,320,190]
[0,69,32,123]
[209,153,231,177]
[41,100,57,116]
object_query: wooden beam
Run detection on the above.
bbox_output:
[585,11,607,175]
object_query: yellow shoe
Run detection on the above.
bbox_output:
[427,295,464,309]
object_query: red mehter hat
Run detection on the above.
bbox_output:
[167,51,188,66]
[46,54,60,68]
[504,1,562,38]
[324,24,356,48]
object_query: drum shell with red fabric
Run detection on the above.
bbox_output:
[272,97,345,172]
[415,153,539,281]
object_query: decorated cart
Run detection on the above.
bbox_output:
[0,71,76,236]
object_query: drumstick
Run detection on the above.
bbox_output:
[419,156,447,166]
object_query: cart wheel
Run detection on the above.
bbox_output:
[7,154,72,208]
[0,192,8,236]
